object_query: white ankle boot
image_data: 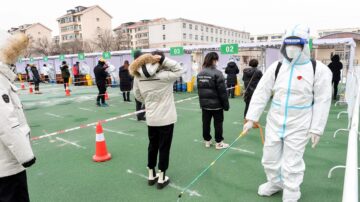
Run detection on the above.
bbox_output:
[147,168,158,186]
[157,170,170,189]
[258,181,283,196]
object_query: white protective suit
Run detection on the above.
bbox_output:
[245,25,332,202]
[106,62,118,86]
[0,31,36,178]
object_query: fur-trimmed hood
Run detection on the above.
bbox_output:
[0,33,29,65]
[129,54,159,77]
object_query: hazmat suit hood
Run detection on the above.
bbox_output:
[280,25,311,65]
[0,29,29,82]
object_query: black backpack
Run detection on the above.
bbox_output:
[275,59,316,81]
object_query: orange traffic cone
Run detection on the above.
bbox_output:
[65,83,71,96]
[105,92,109,100]
[21,81,25,90]
[29,83,33,94]
[93,121,111,162]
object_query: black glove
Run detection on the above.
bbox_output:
[22,157,36,168]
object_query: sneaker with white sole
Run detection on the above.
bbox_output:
[215,141,229,149]
[204,140,212,148]
[147,168,158,186]
[157,171,170,190]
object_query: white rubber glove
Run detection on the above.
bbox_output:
[311,133,321,149]
[243,121,254,134]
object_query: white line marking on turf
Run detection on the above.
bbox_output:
[78,107,96,112]
[126,169,201,197]
[128,118,138,121]
[232,121,243,125]
[45,113,64,119]
[55,137,86,149]
[94,127,135,137]
[193,139,255,155]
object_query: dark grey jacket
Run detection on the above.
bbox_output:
[197,66,229,111]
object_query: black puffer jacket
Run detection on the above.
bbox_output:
[242,67,263,102]
[119,66,133,91]
[328,55,343,82]
[31,66,41,82]
[197,66,229,111]
[94,63,108,84]
[225,61,239,85]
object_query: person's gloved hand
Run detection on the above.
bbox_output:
[311,133,320,149]
[243,121,254,134]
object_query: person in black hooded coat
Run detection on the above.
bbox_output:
[328,54,343,100]
[119,60,133,102]
[225,60,239,98]
[242,59,262,118]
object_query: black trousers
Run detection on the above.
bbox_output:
[227,84,235,98]
[63,77,69,90]
[244,99,251,118]
[333,80,339,100]
[147,124,174,172]
[202,109,224,143]
[0,171,30,202]
[96,82,106,104]
[135,99,145,120]
[74,75,79,86]
[122,92,130,101]
[34,81,40,91]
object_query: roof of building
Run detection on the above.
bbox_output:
[57,5,112,20]
[8,23,52,33]
[113,18,165,31]
[320,32,360,41]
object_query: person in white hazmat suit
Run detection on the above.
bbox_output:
[243,25,332,202]
[106,62,119,87]
[0,30,36,201]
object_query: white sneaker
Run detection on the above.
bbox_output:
[258,182,283,196]
[204,140,212,148]
[147,168,158,186]
[215,141,229,150]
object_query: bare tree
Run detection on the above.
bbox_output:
[83,40,97,53]
[32,37,51,56]
[93,29,115,52]
[61,39,84,54]
[113,31,131,51]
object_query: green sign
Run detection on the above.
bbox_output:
[170,47,184,56]
[220,44,239,54]
[59,54,65,61]
[29,57,34,62]
[102,52,111,59]
[43,56,48,62]
[309,38,313,51]
[78,53,85,60]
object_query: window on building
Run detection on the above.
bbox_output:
[183,23,186,28]
[206,36,208,41]
[189,24,192,29]
[78,16,81,22]
[220,30,222,34]
[201,36,204,41]
[219,38,222,43]
[195,35,198,40]
[163,44,166,48]
[201,26,203,31]
[96,18,100,22]
[224,30,226,35]
[163,35,166,40]
[206,27,208,32]
[210,28,213,33]
[183,33,186,39]
[162,25,166,30]
[183,43,187,46]
[38,32,41,35]
[215,29,218,34]
[195,25,198,30]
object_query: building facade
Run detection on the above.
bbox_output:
[250,33,284,43]
[8,23,52,42]
[148,18,250,48]
[317,27,360,38]
[57,5,112,44]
